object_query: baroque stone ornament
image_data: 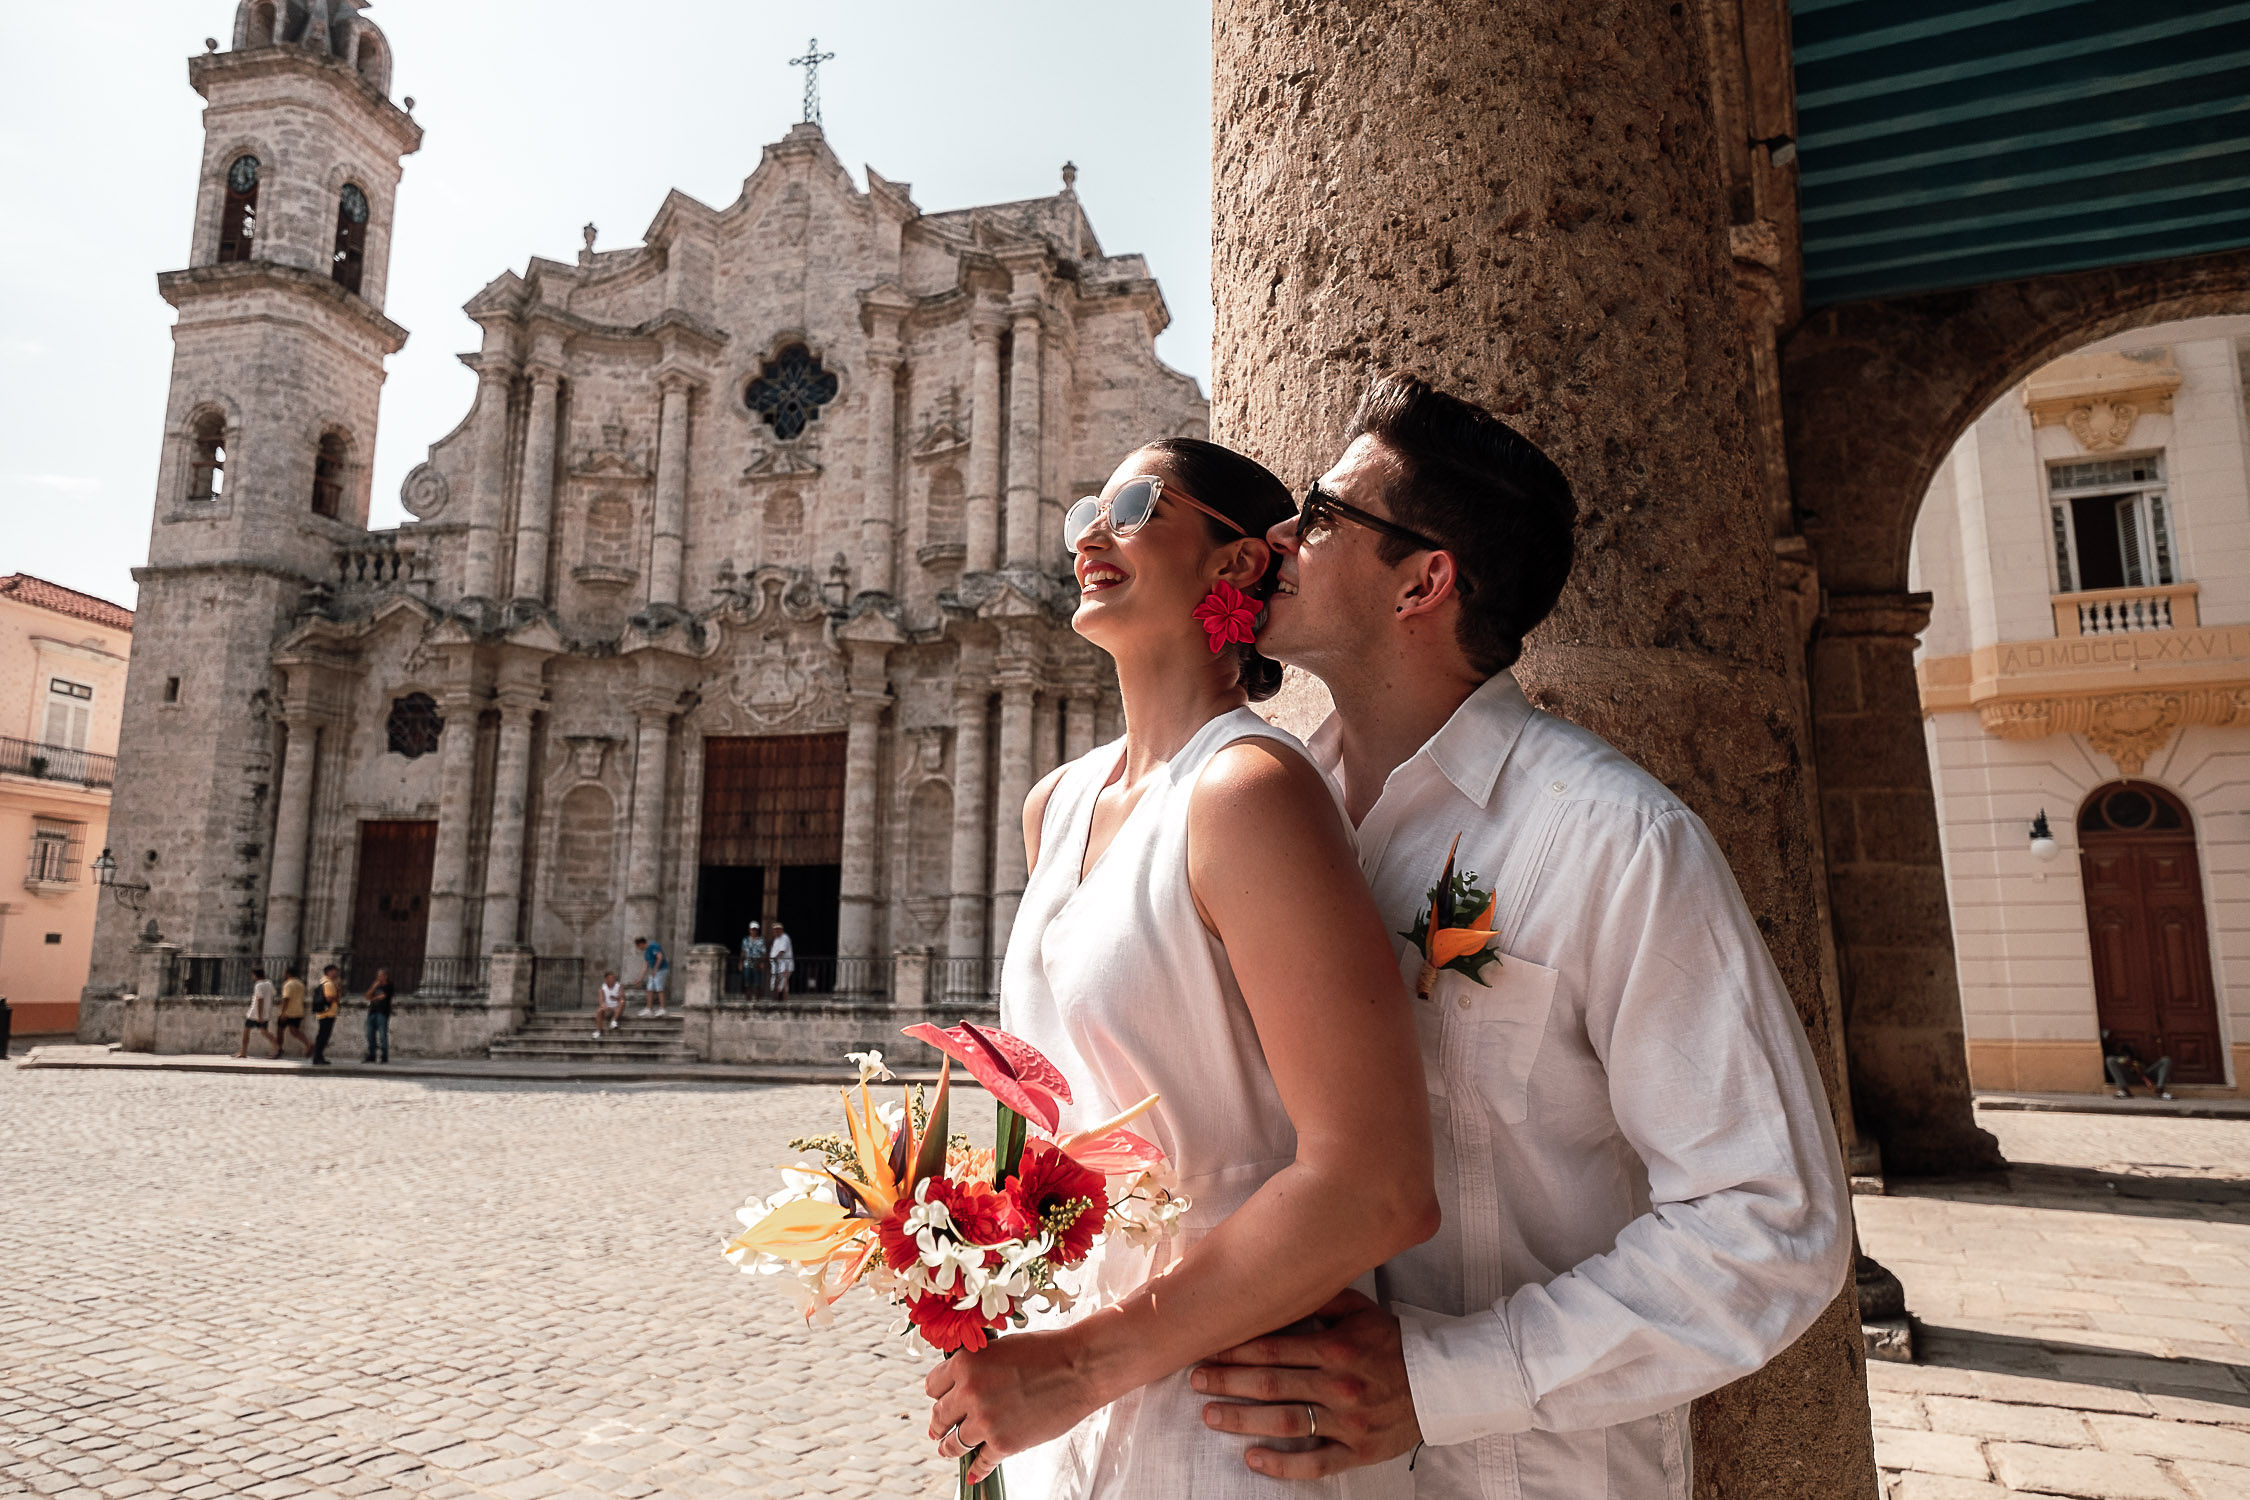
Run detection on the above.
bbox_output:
[400,462,449,518]
[2064,400,2139,452]
[1978,687,2250,777]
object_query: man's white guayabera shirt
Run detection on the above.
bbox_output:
[1307,672,1851,1500]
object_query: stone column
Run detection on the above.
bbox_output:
[965,313,1005,572]
[478,690,541,949]
[1064,687,1096,762]
[838,670,893,963]
[861,334,905,597]
[682,943,725,1059]
[1211,4,1873,1489]
[1003,306,1044,570]
[623,698,672,944]
[261,717,319,960]
[989,657,1037,942]
[508,367,562,603]
[483,944,534,1039]
[1813,592,2001,1176]
[464,362,514,600]
[646,375,693,609]
[1032,693,1061,778]
[422,686,483,963]
[947,677,992,961]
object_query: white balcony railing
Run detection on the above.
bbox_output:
[2052,583,2200,638]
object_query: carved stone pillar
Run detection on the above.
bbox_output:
[1813,591,2002,1176]
[1064,686,1097,763]
[646,374,693,609]
[478,689,542,949]
[508,367,563,603]
[965,313,1005,573]
[623,698,672,944]
[422,686,483,963]
[1032,692,1061,778]
[464,361,514,600]
[989,656,1037,942]
[1003,303,1044,570]
[838,641,895,962]
[261,716,320,960]
[947,673,992,962]
[860,298,909,595]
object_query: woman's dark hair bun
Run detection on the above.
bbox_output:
[1137,437,1294,702]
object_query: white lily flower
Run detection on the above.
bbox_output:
[846,1048,894,1084]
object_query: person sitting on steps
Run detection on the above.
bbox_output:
[2102,1029,2175,1101]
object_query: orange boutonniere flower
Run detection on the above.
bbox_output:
[1400,833,1502,997]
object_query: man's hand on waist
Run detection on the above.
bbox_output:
[1192,1288,1421,1478]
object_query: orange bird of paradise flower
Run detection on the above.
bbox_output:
[1416,833,1498,997]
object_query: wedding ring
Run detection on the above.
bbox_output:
[1305,1403,1319,1440]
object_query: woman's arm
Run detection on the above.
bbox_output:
[930,739,1438,1476]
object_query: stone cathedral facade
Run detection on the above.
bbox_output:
[84,3,1206,1051]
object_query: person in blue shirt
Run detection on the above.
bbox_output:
[633,936,670,1017]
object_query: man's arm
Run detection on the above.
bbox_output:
[1200,807,1851,1470]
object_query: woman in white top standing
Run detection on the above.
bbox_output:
[235,967,275,1058]
[926,439,1437,1497]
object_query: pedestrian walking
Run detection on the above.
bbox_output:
[633,937,669,1017]
[272,966,312,1058]
[766,921,794,1001]
[235,967,274,1057]
[593,971,624,1040]
[362,968,393,1063]
[740,923,768,1000]
[310,965,343,1065]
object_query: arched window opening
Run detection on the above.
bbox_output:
[355,32,389,90]
[332,183,369,294]
[312,432,348,518]
[582,494,634,572]
[744,345,839,441]
[217,155,259,263]
[187,411,227,501]
[246,2,276,47]
[385,693,443,758]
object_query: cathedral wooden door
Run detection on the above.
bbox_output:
[2079,785,2224,1085]
[352,819,436,992]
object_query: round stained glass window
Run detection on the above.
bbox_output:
[340,183,369,224]
[744,344,839,441]
[228,155,260,194]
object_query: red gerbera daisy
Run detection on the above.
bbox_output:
[1007,1141,1109,1266]
[1192,581,1259,654]
[905,1289,1007,1353]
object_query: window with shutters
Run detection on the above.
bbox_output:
[43,678,92,750]
[26,819,82,886]
[217,154,259,263]
[2047,454,2175,593]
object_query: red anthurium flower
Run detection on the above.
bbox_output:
[900,1021,1071,1133]
[1007,1141,1108,1266]
[1193,581,1259,654]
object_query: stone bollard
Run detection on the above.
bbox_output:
[683,945,726,1061]
[892,947,930,1015]
[125,941,178,1052]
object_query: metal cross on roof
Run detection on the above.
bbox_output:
[788,38,835,127]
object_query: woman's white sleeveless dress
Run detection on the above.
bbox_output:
[999,708,1413,1500]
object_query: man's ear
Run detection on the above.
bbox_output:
[1217,538,1273,591]
[1395,550,1465,619]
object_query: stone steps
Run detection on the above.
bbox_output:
[488,1012,694,1063]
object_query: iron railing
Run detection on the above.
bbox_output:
[176,954,304,998]
[723,955,892,1003]
[531,954,589,1012]
[345,954,489,998]
[0,735,116,789]
[931,956,1005,1007]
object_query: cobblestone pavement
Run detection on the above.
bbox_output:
[1,1069,962,1499]
[1858,1107,2250,1499]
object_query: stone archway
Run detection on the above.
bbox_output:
[1784,250,2250,1179]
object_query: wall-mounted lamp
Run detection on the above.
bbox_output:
[91,847,152,910]
[2028,810,2060,863]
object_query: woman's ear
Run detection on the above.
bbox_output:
[1215,538,1273,592]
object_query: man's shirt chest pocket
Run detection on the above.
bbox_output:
[1430,953,1561,1125]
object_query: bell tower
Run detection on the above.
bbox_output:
[83,2,421,1024]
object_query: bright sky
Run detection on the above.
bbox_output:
[0,1,1213,610]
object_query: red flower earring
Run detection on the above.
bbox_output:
[1193,581,1259,654]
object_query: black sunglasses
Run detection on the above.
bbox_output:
[1297,482,1448,555]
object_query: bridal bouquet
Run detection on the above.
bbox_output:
[723,1020,1186,1498]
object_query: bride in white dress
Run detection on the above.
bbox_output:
[925,439,1437,1498]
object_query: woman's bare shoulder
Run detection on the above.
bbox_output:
[1022,762,1073,873]
[1188,736,1342,843]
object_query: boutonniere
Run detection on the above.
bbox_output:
[1400,833,1501,998]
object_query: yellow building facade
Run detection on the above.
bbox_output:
[0,575,132,1036]
[1914,317,2250,1097]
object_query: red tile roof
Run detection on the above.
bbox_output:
[0,574,134,633]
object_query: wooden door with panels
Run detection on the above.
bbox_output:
[2078,784,2225,1085]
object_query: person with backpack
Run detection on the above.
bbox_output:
[271,966,313,1059]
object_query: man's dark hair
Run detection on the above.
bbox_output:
[1137,436,1297,701]
[1348,374,1576,674]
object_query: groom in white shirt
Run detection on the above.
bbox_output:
[1192,374,1851,1496]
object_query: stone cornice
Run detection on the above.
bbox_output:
[2022,348,2182,453]
[189,47,422,156]
[158,262,409,354]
